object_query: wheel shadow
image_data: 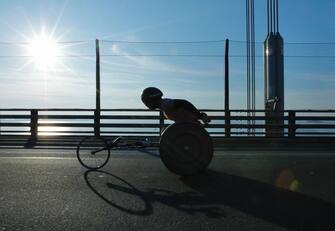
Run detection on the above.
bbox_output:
[181,170,335,231]
[84,169,335,230]
[84,170,225,218]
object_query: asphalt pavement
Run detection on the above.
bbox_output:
[0,147,335,231]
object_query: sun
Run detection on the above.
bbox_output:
[25,33,63,71]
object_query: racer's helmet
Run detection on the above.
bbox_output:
[141,87,163,109]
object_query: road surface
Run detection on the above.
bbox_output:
[0,147,335,231]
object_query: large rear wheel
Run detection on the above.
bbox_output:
[159,122,213,176]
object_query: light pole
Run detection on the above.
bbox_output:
[94,39,101,136]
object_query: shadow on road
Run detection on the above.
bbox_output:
[84,170,225,218]
[84,169,335,230]
[182,170,335,231]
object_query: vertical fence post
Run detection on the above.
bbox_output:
[30,109,38,138]
[225,110,231,137]
[288,111,296,137]
[159,110,165,136]
[94,110,100,137]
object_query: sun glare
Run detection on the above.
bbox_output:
[26,34,62,71]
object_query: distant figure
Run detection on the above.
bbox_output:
[141,87,211,125]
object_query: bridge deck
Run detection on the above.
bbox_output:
[0,147,334,230]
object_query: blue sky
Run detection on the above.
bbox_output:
[0,0,334,109]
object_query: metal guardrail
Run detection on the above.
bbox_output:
[0,108,335,138]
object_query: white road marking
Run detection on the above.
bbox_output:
[0,152,334,160]
[0,156,77,160]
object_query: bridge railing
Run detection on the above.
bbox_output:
[0,109,335,138]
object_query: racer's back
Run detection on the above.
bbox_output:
[160,98,199,122]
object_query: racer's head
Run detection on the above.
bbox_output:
[141,87,163,109]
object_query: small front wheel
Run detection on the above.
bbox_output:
[77,136,110,170]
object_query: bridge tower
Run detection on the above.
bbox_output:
[264,0,284,136]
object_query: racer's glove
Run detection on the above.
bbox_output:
[200,112,211,125]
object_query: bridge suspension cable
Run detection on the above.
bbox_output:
[246,0,256,135]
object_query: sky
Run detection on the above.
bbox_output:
[0,0,335,110]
